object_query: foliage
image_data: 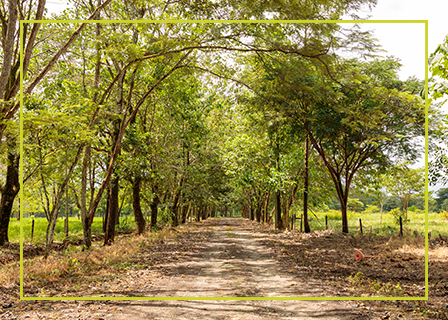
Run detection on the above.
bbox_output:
[386,164,425,218]
[348,272,403,296]
[429,34,448,103]
[428,35,448,185]
[389,208,405,225]
[347,198,364,212]
[362,204,379,214]
[440,211,448,220]
[2,0,432,247]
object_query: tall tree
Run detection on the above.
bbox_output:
[306,58,425,232]
[0,0,113,246]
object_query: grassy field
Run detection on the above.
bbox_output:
[300,210,448,237]
[8,216,137,244]
[7,210,448,245]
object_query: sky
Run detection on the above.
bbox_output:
[354,0,447,82]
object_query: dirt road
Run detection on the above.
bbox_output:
[102,218,369,320]
[7,218,375,319]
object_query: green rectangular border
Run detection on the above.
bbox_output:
[19,19,429,301]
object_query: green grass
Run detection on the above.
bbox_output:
[8,216,137,244]
[8,210,447,245]
[296,210,448,237]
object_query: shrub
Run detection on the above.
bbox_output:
[362,205,379,214]
[347,198,364,212]
[326,209,342,220]
[389,208,405,225]
[347,210,360,219]
[408,205,422,214]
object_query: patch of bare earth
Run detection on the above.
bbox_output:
[1,217,447,319]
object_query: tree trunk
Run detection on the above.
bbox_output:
[81,7,101,247]
[263,191,270,223]
[341,199,349,234]
[200,205,206,220]
[195,206,200,222]
[181,204,189,224]
[65,186,69,238]
[132,176,146,234]
[380,201,383,224]
[303,136,311,233]
[149,185,160,230]
[282,195,289,229]
[275,190,282,229]
[171,186,182,227]
[0,151,19,246]
[274,141,283,230]
[81,144,92,247]
[0,0,18,99]
[255,199,262,222]
[103,185,110,233]
[104,175,119,245]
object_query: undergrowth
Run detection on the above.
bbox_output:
[348,272,404,296]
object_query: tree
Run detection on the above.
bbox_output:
[307,59,425,233]
[353,167,390,224]
[386,164,425,221]
[429,35,448,186]
[0,0,113,246]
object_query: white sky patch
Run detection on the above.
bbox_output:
[46,0,70,14]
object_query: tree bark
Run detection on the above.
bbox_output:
[104,175,119,245]
[132,176,146,234]
[65,180,69,237]
[171,182,182,227]
[195,206,200,222]
[181,204,189,224]
[274,140,283,230]
[303,136,311,233]
[341,199,349,234]
[275,190,282,229]
[0,0,18,99]
[255,196,262,222]
[81,145,92,247]
[263,191,270,223]
[0,151,19,246]
[149,183,160,230]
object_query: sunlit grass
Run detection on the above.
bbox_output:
[295,210,448,236]
[8,216,136,244]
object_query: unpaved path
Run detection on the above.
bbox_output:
[100,218,368,320]
[10,218,372,319]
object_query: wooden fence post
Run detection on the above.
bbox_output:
[31,219,35,242]
[399,216,403,237]
[359,218,363,235]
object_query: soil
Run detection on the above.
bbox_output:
[1,217,447,319]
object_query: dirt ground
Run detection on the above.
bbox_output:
[1,217,447,319]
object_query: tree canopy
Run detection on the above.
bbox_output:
[0,0,432,248]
